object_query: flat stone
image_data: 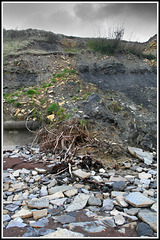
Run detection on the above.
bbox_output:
[92,175,104,183]
[30,217,49,228]
[3,214,11,223]
[138,172,152,179]
[47,179,57,188]
[6,217,27,228]
[102,198,114,211]
[40,186,48,197]
[151,202,157,212]
[124,175,135,181]
[50,197,67,206]
[69,220,109,233]
[72,169,91,179]
[138,209,157,232]
[32,209,48,220]
[137,222,154,237]
[115,195,129,207]
[73,183,84,189]
[11,207,33,219]
[20,168,30,174]
[32,170,38,176]
[136,167,143,172]
[28,198,49,209]
[12,200,22,206]
[48,185,74,194]
[109,175,127,182]
[34,168,47,174]
[11,182,24,190]
[125,208,141,216]
[64,188,78,197]
[42,191,64,200]
[54,214,76,224]
[125,192,155,207]
[40,228,84,237]
[111,191,125,198]
[112,181,126,191]
[88,196,102,206]
[12,170,20,177]
[23,227,54,237]
[66,193,90,212]
[4,204,19,212]
[128,146,153,165]
[48,208,61,216]
[114,214,126,225]
[103,193,110,199]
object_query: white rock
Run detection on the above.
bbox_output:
[11,206,33,219]
[138,172,152,179]
[66,193,90,212]
[114,214,125,225]
[92,175,104,183]
[115,195,129,207]
[72,169,91,180]
[128,146,153,165]
[32,170,38,176]
[40,228,84,237]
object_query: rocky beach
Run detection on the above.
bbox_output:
[3,29,157,238]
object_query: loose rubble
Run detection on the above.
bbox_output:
[3,144,157,237]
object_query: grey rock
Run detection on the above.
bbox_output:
[23,227,54,237]
[66,193,90,212]
[54,214,76,224]
[137,222,154,237]
[50,197,67,206]
[72,169,91,179]
[40,186,48,197]
[128,146,153,165]
[47,179,57,188]
[40,228,84,238]
[112,181,126,191]
[6,217,27,228]
[125,192,155,207]
[12,201,22,206]
[88,196,102,206]
[28,198,49,209]
[138,209,157,232]
[48,184,74,194]
[4,204,19,212]
[126,208,141,216]
[69,220,108,233]
[102,198,114,211]
[3,214,11,223]
[150,179,157,189]
[30,217,49,228]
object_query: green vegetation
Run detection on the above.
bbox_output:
[13,102,21,107]
[26,89,40,95]
[86,25,124,55]
[108,101,122,112]
[47,103,59,114]
[72,96,79,100]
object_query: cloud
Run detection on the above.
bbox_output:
[2,2,157,42]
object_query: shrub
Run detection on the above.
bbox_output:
[47,103,59,114]
[86,25,124,55]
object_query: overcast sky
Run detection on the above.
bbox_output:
[2,1,158,42]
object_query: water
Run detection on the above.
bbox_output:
[3,129,36,150]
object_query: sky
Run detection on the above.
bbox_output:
[2,1,158,42]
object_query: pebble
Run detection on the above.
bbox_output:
[3,144,157,237]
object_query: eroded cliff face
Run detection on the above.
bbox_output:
[3,29,157,153]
